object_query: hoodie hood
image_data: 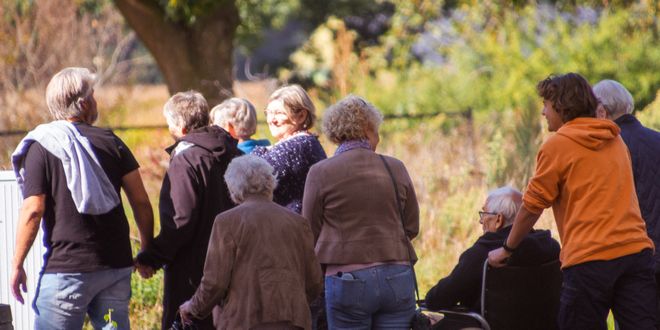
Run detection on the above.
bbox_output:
[556,117,620,151]
[167,125,239,158]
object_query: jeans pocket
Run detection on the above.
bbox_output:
[385,267,414,305]
[326,274,366,310]
[51,273,85,312]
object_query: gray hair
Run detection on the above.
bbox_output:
[269,85,316,130]
[485,186,522,227]
[163,91,209,132]
[224,155,277,204]
[593,80,634,118]
[45,67,96,120]
[322,95,383,144]
[210,98,257,139]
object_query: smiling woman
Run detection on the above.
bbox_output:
[252,85,327,214]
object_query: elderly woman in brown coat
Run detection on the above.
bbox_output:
[179,155,323,330]
[302,95,420,329]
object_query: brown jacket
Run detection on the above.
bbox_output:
[188,196,323,330]
[302,148,419,264]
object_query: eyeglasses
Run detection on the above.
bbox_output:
[263,109,288,117]
[478,211,498,219]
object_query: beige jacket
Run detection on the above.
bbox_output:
[188,196,323,330]
[302,148,419,265]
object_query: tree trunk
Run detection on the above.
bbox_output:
[113,0,239,106]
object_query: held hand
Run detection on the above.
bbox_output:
[134,260,155,279]
[10,266,28,304]
[179,300,193,325]
[487,247,511,268]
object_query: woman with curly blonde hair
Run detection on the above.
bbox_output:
[302,95,420,329]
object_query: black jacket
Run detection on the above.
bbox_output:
[616,114,660,272]
[424,226,560,311]
[137,125,242,329]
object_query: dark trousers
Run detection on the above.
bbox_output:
[559,249,657,330]
[656,272,660,330]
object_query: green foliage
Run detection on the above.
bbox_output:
[157,0,225,25]
[287,1,660,184]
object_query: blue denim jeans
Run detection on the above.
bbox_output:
[33,267,132,330]
[325,264,415,329]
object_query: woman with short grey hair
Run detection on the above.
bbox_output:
[179,155,323,330]
[303,95,420,329]
[210,97,270,154]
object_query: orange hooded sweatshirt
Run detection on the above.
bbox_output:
[523,118,653,268]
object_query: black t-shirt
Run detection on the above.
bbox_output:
[21,123,139,273]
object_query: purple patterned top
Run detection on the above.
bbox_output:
[253,133,327,213]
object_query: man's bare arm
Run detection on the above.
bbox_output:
[11,194,45,304]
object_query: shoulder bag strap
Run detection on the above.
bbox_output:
[379,154,421,303]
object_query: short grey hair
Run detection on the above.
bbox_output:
[224,155,277,204]
[485,186,522,227]
[322,95,383,144]
[593,80,634,118]
[210,98,257,139]
[163,91,209,132]
[45,67,96,120]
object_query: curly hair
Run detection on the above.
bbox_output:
[536,73,597,122]
[224,155,277,204]
[322,95,383,144]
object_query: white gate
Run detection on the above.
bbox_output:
[0,171,45,330]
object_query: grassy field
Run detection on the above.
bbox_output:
[4,83,658,329]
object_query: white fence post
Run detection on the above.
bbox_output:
[0,171,45,330]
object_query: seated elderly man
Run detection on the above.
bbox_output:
[425,186,560,311]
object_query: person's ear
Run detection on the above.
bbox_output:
[294,111,309,129]
[181,126,188,136]
[596,104,608,119]
[495,214,505,230]
[78,98,89,111]
[222,123,236,137]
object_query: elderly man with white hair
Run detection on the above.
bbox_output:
[135,91,242,329]
[594,79,660,325]
[425,187,560,312]
[178,155,323,330]
[10,67,154,329]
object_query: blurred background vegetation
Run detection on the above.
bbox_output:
[1,0,659,328]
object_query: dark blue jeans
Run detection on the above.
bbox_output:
[559,249,657,330]
[325,264,415,329]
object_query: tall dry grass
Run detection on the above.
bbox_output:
[5,83,659,329]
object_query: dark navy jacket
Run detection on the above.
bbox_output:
[615,114,660,272]
[424,226,560,311]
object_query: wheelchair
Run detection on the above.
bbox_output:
[425,259,562,330]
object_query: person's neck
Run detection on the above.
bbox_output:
[281,130,308,141]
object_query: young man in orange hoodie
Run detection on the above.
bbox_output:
[488,73,657,329]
